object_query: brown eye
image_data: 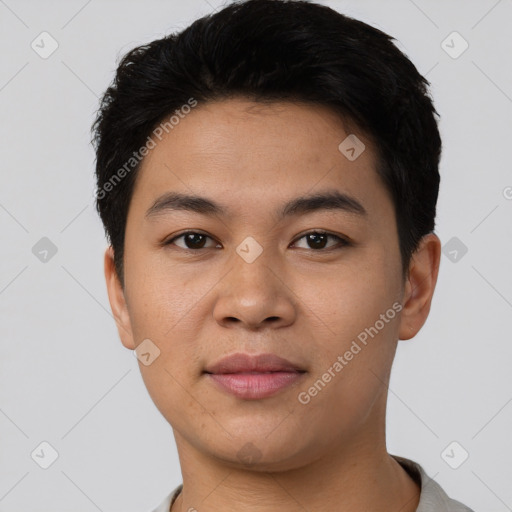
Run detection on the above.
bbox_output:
[292,231,349,250]
[166,232,219,250]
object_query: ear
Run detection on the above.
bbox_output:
[398,233,441,341]
[104,246,135,350]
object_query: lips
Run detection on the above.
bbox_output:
[204,352,306,399]
[204,352,305,375]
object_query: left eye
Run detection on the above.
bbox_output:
[291,231,349,250]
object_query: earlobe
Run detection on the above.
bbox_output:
[398,233,441,341]
[103,246,136,350]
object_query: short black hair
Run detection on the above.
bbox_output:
[91,0,441,288]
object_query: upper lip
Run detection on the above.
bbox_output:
[204,353,306,374]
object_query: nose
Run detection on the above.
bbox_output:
[212,249,297,331]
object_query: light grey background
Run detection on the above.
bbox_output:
[1,0,511,510]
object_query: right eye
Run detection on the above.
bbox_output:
[164,231,221,250]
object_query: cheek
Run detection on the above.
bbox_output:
[123,253,225,391]
[293,251,399,344]
[291,250,401,415]
[294,303,398,444]
[125,268,207,421]
[125,250,204,337]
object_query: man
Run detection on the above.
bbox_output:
[91,0,474,510]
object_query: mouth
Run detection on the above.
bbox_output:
[204,352,305,374]
[203,352,306,400]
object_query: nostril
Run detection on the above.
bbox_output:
[226,317,240,322]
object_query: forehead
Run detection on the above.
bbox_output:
[129,98,392,222]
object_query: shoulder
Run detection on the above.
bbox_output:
[392,455,475,512]
[149,484,183,512]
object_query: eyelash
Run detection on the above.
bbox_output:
[163,230,351,252]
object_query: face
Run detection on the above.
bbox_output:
[105,98,440,471]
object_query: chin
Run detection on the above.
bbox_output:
[198,431,315,473]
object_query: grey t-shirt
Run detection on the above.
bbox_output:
[151,455,474,512]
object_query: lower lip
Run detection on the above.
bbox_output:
[205,371,305,399]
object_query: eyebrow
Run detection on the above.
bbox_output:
[145,190,367,220]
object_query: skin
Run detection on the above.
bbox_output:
[104,98,441,512]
